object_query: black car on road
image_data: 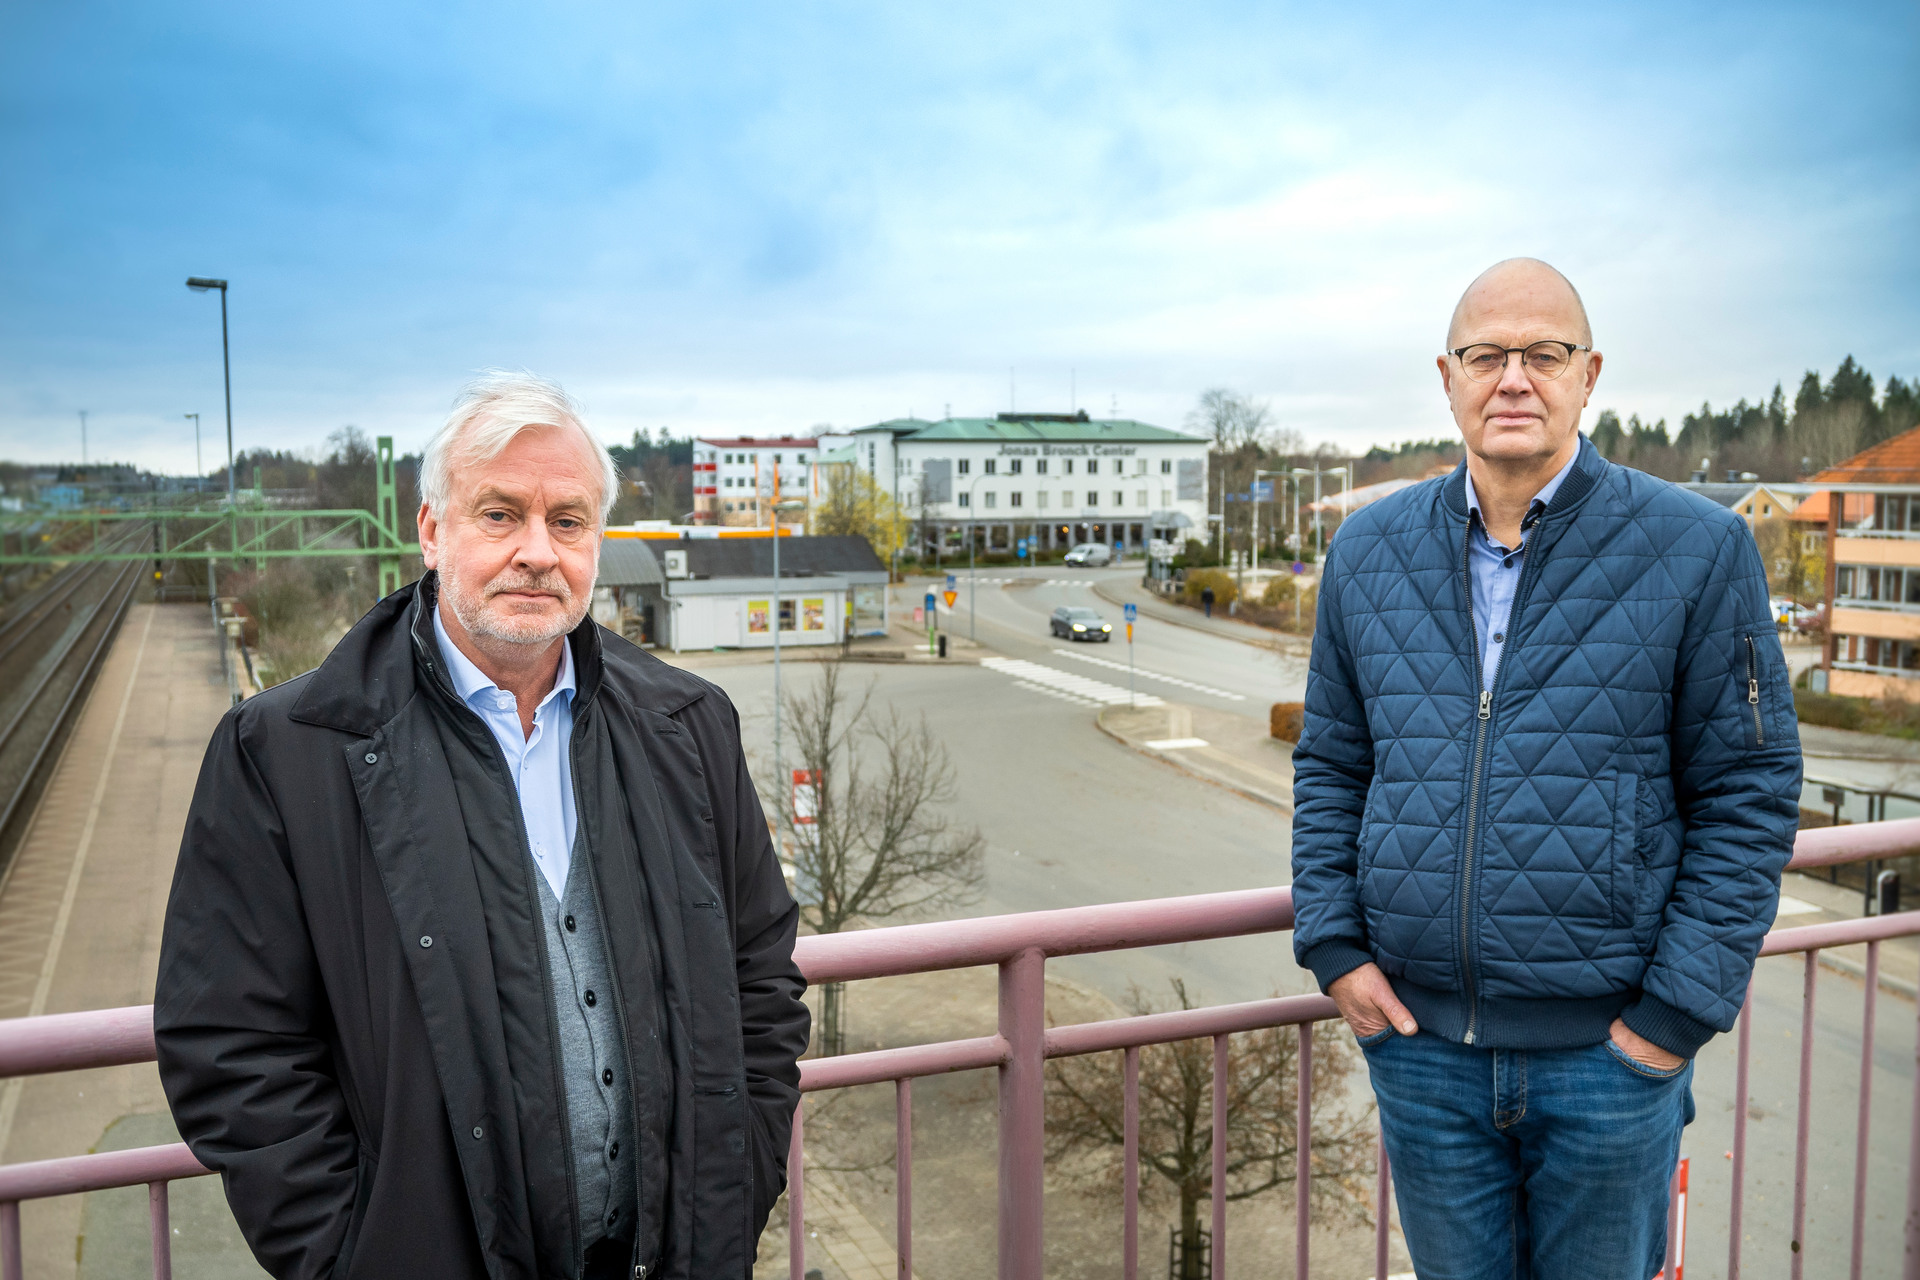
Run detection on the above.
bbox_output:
[1050,606,1113,642]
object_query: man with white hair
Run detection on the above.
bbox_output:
[155,373,809,1280]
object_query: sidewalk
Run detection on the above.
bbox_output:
[1092,576,1311,658]
[1097,699,1294,813]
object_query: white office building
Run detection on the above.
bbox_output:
[814,411,1209,554]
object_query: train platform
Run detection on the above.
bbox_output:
[0,601,259,1278]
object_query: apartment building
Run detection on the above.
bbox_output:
[690,436,818,527]
[1803,424,1920,698]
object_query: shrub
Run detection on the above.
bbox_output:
[1183,568,1237,608]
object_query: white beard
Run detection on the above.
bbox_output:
[438,547,589,648]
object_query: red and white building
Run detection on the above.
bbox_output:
[691,436,818,527]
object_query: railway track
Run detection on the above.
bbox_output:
[0,525,150,879]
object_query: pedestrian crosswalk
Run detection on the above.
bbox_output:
[980,657,1164,707]
[1048,648,1247,701]
[947,577,1094,587]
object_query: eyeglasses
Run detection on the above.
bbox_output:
[1448,340,1591,382]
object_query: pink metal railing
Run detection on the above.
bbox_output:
[1,815,1919,1280]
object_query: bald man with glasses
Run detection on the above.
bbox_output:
[1290,259,1800,1277]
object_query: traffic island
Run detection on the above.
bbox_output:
[1096,700,1295,812]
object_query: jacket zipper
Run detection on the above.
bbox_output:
[1457,510,1548,1046]
[1459,524,1488,1045]
[1744,635,1765,746]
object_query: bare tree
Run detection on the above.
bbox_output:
[1186,388,1274,453]
[1046,981,1375,1279]
[773,661,985,1054]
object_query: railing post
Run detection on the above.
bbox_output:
[149,1181,172,1280]
[896,1078,912,1280]
[998,946,1046,1280]
[1123,1046,1140,1280]
[1852,941,1879,1280]
[1212,1034,1228,1279]
[1907,960,1920,1280]
[0,1201,18,1280]
[1730,984,1753,1280]
[1374,1134,1390,1280]
[1792,950,1818,1278]
[789,1100,806,1280]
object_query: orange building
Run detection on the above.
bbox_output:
[1800,424,1920,698]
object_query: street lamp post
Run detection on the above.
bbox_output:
[185,414,202,492]
[185,277,235,506]
[963,470,993,641]
[770,499,808,812]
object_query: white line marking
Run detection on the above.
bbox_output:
[1144,737,1210,749]
[1775,895,1822,916]
[982,657,1164,707]
[1048,648,1248,701]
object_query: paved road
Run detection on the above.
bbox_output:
[691,646,1916,1280]
[908,566,1307,713]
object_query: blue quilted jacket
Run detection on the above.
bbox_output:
[1291,437,1801,1058]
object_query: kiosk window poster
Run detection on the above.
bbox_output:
[747,600,770,634]
[802,598,826,631]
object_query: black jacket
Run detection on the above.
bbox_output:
[155,578,809,1280]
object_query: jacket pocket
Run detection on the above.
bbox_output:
[1609,773,1642,930]
[1356,783,1383,883]
[330,1149,376,1280]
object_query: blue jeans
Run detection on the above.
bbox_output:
[1359,1028,1693,1280]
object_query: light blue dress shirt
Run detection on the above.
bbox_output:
[1462,453,1577,691]
[433,608,578,899]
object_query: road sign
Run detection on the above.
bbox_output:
[1291,561,1305,574]
[1250,481,1273,501]
[791,769,819,824]
[943,590,957,608]
[1017,538,1028,558]
[1125,622,1133,643]
[924,591,936,616]
[946,573,956,592]
[1123,602,1137,622]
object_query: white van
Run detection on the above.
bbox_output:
[1064,543,1113,567]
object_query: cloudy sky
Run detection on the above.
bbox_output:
[2,1,1915,473]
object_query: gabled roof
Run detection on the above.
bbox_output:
[1808,422,1920,485]
[675,535,886,580]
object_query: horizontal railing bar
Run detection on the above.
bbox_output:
[1788,817,1920,870]
[10,862,1920,1092]
[0,1005,155,1079]
[799,1035,1010,1092]
[793,886,1295,983]
[1043,994,1338,1059]
[0,1144,208,1203]
[1761,909,1920,956]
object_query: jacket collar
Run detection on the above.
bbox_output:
[290,571,615,737]
[1442,432,1604,522]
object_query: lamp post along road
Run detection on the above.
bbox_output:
[185,277,235,506]
[185,414,202,491]
[963,470,992,641]
[770,498,807,808]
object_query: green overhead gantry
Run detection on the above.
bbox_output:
[0,435,419,596]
